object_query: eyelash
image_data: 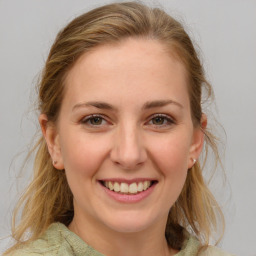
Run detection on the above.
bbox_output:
[80,114,109,127]
[146,114,175,128]
[80,113,175,128]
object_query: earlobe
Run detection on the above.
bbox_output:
[188,114,207,169]
[39,114,64,170]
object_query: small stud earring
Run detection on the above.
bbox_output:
[53,160,57,165]
[193,158,196,164]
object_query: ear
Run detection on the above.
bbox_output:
[187,114,207,169]
[39,114,64,170]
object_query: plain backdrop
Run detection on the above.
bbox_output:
[0,0,256,255]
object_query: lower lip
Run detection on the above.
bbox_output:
[100,182,156,203]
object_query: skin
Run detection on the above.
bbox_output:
[40,38,206,256]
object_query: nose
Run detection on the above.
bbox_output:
[110,124,147,170]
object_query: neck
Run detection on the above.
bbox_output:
[69,213,179,256]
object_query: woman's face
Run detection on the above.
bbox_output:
[43,38,204,234]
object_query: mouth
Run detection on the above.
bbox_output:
[100,180,157,195]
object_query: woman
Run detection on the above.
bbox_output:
[5,2,234,255]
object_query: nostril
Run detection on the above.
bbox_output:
[109,136,147,169]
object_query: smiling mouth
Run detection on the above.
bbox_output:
[100,180,156,195]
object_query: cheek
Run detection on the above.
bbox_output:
[149,134,191,174]
[59,132,110,178]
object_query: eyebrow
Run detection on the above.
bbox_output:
[142,99,183,109]
[72,99,183,112]
[72,101,117,112]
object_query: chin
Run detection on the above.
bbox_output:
[101,210,162,234]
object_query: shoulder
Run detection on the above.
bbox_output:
[8,223,73,256]
[176,233,235,256]
[199,246,235,256]
[8,223,103,256]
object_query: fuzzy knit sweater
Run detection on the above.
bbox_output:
[10,222,234,256]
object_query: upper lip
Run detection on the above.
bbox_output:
[99,178,157,185]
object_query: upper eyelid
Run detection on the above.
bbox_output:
[147,113,175,122]
[79,113,175,124]
[149,113,172,118]
[82,113,107,119]
[81,114,109,123]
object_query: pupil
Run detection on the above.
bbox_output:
[91,117,102,125]
[153,117,164,125]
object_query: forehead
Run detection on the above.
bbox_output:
[67,38,185,77]
[63,38,189,109]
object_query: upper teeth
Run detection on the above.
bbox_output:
[104,181,152,194]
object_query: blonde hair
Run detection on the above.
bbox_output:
[6,1,224,253]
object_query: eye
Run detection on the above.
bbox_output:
[151,116,167,125]
[81,114,108,126]
[147,114,175,127]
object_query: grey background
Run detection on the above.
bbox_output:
[0,0,256,255]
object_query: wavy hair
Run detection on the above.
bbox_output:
[5,1,224,254]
